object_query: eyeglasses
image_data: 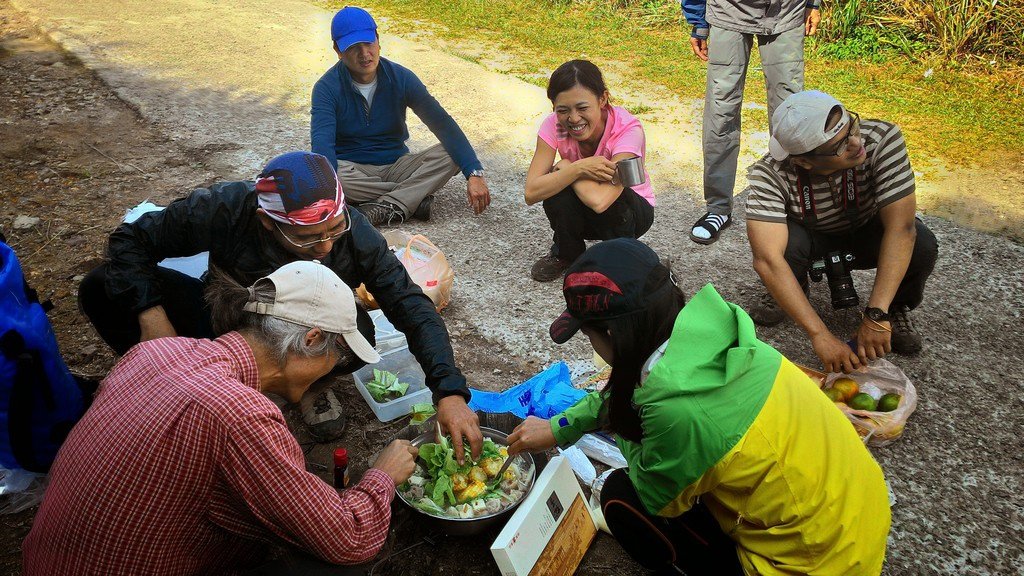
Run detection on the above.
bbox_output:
[273,207,351,248]
[805,111,861,158]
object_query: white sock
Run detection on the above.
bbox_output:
[692,213,730,239]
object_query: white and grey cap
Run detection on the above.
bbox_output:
[768,90,851,161]
[243,261,380,364]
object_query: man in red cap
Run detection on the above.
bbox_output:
[78,151,483,462]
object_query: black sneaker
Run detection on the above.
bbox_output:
[412,195,434,221]
[890,305,922,355]
[354,201,404,227]
[300,386,348,443]
[531,254,573,282]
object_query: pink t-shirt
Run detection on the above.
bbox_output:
[538,105,655,206]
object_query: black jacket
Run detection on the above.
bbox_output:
[105,181,468,400]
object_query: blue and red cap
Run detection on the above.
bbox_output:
[255,151,345,226]
[331,6,378,52]
[549,239,675,344]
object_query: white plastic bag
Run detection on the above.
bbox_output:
[357,231,454,312]
[823,358,918,446]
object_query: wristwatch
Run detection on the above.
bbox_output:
[863,307,891,322]
[468,169,485,179]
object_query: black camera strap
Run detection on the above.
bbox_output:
[794,167,860,228]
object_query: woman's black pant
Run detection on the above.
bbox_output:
[542,186,654,262]
[600,469,743,576]
[78,263,374,373]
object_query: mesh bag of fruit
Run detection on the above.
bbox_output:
[820,358,918,447]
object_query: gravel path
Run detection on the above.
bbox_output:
[10,0,1024,573]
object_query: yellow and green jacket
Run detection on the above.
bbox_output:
[552,285,891,575]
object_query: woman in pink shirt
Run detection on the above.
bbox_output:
[525,59,656,282]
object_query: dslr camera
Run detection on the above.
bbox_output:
[809,251,859,310]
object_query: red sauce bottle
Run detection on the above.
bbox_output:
[333,448,350,489]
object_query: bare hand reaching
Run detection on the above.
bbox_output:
[372,439,419,486]
[436,395,483,465]
[507,416,557,457]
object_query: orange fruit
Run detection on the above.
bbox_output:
[831,378,859,401]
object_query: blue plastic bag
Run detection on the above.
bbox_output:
[468,362,587,419]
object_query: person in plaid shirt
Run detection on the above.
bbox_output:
[23,261,418,575]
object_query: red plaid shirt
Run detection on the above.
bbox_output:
[23,333,394,575]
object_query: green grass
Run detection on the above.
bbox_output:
[328,0,1024,166]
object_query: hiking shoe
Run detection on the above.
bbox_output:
[300,386,348,443]
[889,305,922,355]
[749,290,787,327]
[354,201,404,227]
[412,194,434,221]
[531,254,573,282]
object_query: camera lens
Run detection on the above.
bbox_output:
[823,252,859,309]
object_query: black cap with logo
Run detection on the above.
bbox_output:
[549,239,674,344]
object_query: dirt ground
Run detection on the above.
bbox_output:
[1,1,1023,575]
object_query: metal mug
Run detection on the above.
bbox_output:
[615,155,645,188]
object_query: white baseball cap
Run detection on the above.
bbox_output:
[243,261,380,364]
[768,91,851,161]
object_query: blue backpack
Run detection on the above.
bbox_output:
[0,237,84,472]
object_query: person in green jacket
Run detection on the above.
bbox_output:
[507,238,891,576]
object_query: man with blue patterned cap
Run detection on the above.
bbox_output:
[79,151,484,461]
[312,6,490,226]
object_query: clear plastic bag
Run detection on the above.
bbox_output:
[0,466,47,514]
[823,358,918,447]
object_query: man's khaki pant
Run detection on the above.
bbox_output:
[336,144,460,218]
[703,25,805,215]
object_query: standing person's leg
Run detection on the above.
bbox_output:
[532,187,589,282]
[600,469,743,576]
[378,144,460,219]
[581,188,655,242]
[78,264,212,355]
[693,28,753,244]
[758,25,806,133]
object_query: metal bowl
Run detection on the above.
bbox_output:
[396,426,537,536]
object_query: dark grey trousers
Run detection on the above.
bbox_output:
[703,25,805,215]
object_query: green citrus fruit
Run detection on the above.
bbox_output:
[824,388,845,402]
[848,393,878,411]
[877,393,901,412]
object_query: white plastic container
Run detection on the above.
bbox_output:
[353,345,430,422]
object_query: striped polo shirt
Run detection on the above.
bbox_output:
[744,120,915,234]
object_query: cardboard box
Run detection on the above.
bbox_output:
[491,456,598,576]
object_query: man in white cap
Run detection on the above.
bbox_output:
[745,90,938,373]
[25,262,418,574]
[311,6,490,226]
